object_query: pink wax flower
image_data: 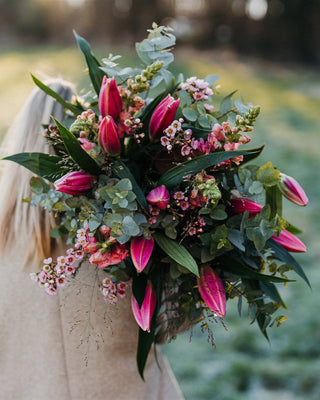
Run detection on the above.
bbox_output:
[98,116,121,156]
[149,95,180,141]
[229,198,263,217]
[197,265,226,318]
[98,76,123,120]
[146,185,170,210]
[54,171,96,196]
[130,236,154,273]
[131,280,156,332]
[272,230,306,252]
[279,173,309,207]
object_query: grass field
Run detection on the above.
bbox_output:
[1,45,319,400]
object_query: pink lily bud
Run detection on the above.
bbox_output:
[130,236,154,273]
[149,94,180,141]
[131,280,156,332]
[272,229,306,252]
[98,116,121,155]
[197,265,226,318]
[229,198,263,217]
[98,76,123,120]
[279,173,309,207]
[54,171,96,195]
[146,185,170,210]
[83,241,99,254]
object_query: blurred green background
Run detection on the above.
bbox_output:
[1,1,319,399]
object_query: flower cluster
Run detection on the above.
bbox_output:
[30,248,84,296]
[7,24,309,378]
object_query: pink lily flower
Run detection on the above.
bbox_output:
[279,173,309,207]
[149,94,180,141]
[131,280,156,332]
[197,265,226,318]
[272,229,306,252]
[98,76,123,120]
[98,116,121,156]
[54,171,96,195]
[130,236,154,273]
[146,185,170,210]
[229,198,263,217]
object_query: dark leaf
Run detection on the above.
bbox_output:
[158,146,264,189]
[267,239,310,287]
[153,233,199,276]
[73,30,105,95]
[31,74,82,115]
[2,152,65,182]
[53,118,101,176]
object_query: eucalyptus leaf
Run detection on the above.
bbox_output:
[111,160,149,212]
[220,90,237,115]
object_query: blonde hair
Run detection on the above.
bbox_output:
[0,79,74,269]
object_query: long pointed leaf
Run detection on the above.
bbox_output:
[111,159,149,211]
[260,281,288,309]
[53,118,101,176]
[158,146,264,189]
[222,255,293,283]
[267,239,310,287]
[31,74,82,116]
[2,152,65,182]
[137,327,155,380]
[73,30,105,95]
[153,233,199,276]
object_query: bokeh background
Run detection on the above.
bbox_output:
[1,1,319,399]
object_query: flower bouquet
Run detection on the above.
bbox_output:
[4,24,309,378]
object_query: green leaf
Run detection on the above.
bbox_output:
[153,233,199,276]
[255,161,281,187]
[204,74,220,86]
[53,118,101,176]
[111,160,149,212]
[30,74,82,115]
[266,185,282,218]
[123,215,140,236]
[267,239,310,287]
[73,30,105,95]
[137,328,154,380]
[182,107,197,122]
[2,152,65,182]
[222,255,293,283]
[158,146,264,189]
[220,90,237,115]
[260,282,288,310]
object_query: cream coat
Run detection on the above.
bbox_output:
[0,245,185,400]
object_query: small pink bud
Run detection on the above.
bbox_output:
[100,225,111,236]
[149,95,180,141]
[98,116,121,155]
[130,236,154,273]
[146,185,170,210]
[131,281,156,332]
[272,230,306,252]
[54,171,96,195]
[78,137,96,151]
[98,76,123,120]
[229,198,263,217]
[279,173,309,207]
[197,265,226,318]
